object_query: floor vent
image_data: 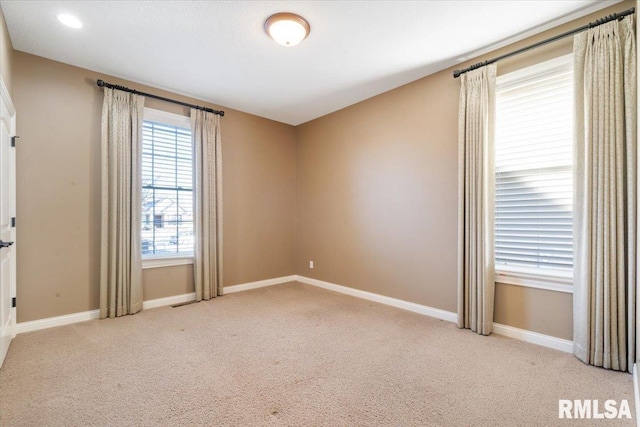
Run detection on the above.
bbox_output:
[171,300,197,308]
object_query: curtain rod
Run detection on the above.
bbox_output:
[453,7,635,78]
[96,79,224,116]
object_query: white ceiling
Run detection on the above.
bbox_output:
[0,0,622,125]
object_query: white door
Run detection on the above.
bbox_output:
[0,78,16,368]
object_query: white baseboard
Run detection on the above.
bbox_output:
[634,364,639,427]
[492,322,573,353]
[142,292,197,310]
[15,294,200,335]
[295,275,457,322]
[224,275,297,294]
[295,275,573,353]
[15,309,100,335]
[14,275,297,334]
[15,274,575,355]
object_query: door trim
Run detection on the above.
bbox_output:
[0,78,15,117]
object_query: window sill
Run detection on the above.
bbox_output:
[495,270,573,294]
[142,256,194,270]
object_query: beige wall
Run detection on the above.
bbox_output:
[295,1,634,341]
[13,52,296,322]
[0,7,13,94]
[143,265,194,301]
[494,284,573,339]
[296,70,459,311]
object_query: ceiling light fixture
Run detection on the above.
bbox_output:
[57,13,82,29]
[264,13,310,47]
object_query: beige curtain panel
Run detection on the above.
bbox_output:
[573,15,637,373]
[99,89,144,319]
[192,109,223,301]
[457,64,497,336]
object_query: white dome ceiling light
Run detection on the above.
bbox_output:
[264,12,310,47]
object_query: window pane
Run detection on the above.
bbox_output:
[495,55,573,277]
[142,119,193,258]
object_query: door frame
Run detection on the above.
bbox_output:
[0,75,16,355]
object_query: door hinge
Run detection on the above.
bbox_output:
[11,297,16,308]
[11,136,19,147]
[11,217,15,228]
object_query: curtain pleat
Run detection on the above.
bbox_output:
[99,89,144,318]
[573,15,637,372]
[457,64,496,336]
[192,109,223,301]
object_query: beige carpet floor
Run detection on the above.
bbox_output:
[0,281,634,426]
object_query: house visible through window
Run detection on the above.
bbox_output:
[494,54,573,288]
[141,109,193,258]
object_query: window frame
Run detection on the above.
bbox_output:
[141,108,194,269]
[494,54,574,294]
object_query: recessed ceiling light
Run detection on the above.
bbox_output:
[57,13,82,29]
[264,13,310,47]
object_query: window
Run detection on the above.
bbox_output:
[494,55,573,291]
[141,108,194,260]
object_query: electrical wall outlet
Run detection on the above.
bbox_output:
[309,260,314,269]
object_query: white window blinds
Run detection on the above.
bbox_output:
[141,109,193,258]
[495,55,573,277]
